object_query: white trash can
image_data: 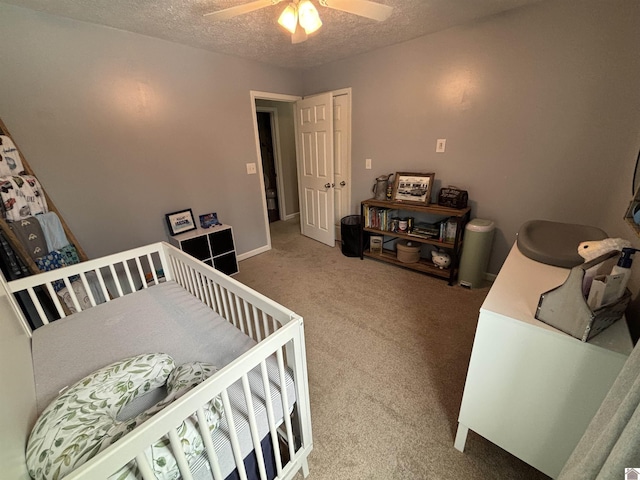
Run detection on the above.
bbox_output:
[459,219,495,289]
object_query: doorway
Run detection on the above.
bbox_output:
[250,90,351,251]
[256,110,280,223]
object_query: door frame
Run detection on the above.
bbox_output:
[256,106,287,223]
[332,87,352,238]
[250,91,301,252]
[250,89,352,253]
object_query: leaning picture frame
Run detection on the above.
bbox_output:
[165,208,197,236]
[392,172,435,205]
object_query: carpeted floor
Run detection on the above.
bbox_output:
[234,218,550,480]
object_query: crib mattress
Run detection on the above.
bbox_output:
[31,280,296,479]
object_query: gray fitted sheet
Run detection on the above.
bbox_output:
[31,280,296,478]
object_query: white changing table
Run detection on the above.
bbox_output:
[455,243,633,478]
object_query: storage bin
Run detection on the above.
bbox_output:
[396,240,420,263]
[535,250,631,341]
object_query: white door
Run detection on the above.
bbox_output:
[295,92,335,247]
[333,93,351,240]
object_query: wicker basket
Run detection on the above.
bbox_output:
[396,240,421,263]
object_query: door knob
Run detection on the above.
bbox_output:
[325,183,331,189]
[340,181,346,186]
[331,183,335,188]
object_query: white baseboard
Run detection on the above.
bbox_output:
[237,245,270,262]
[485,272,497,282]
[284,212,300,221]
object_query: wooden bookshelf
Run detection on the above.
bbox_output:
[360,198,471,285]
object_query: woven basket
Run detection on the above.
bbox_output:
[396,240,421,263]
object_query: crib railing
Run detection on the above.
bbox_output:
[63,318,312,480]
[7,242,170,333]
[8,241,313,480]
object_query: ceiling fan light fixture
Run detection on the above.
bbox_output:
[278,3,298,34]
[298,0,322,34]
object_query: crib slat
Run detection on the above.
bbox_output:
[221,390,249,480]
[146,253,159,285]
[135,257,147,289]
[27,287,49,325]
[135,452,157,480]
[197,272,207,302]
[252,306,262,342]
[262,311,269,339]
[196,407,224,480]
[108,264,124,298]
[188,267,199,297]
[62,276,82,313]
[79,272,97,307]
[168,427,194,480]
[44,281,66,319]
[277,347,295,460]
[260,360,283,475]
[123,260,136,293]
[220,286,231,323]
[243,299,254,340]
[241,374,268,480]
[203,277,213,309]
[232,295,243,333]
[95,268,111,303]
[212,282,223,315]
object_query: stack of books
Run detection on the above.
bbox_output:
[408,221,442,239]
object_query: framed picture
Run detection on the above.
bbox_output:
[165,209,196,236]
[392,172,435,205]
[199,212,220,229]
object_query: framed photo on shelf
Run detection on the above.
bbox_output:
[199,212,220,229]
[165,208,196,236]
[392,172,435,205]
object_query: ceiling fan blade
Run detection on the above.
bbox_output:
[291,26,308,44]
[203,0,282,21]
[322,0,393,22]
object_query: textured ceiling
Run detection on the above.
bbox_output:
[2,0,544,69]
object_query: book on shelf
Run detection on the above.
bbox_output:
[366,206,393,231]
[370,235,383,254]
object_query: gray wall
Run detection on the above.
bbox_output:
[0,3,303,258]
[255,100,299,218]
[303,0,640,274]
[1,0,639,278]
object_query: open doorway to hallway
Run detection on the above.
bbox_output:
[256,110,280,223]
[254,97,301,242]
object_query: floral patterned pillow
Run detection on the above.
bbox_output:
[26,355,223,480]
[26,353,175,480]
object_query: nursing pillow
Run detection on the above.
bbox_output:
[26,354,223,480]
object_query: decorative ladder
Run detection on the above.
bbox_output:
[0,117,88,275]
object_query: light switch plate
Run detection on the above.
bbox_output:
[246,163,257,174]
[366,158,372,169]
[436,139,446,153]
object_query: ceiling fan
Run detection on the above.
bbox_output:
[203,0,393,44]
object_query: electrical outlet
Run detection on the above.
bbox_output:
[246,163,257,174]
[366,158,372,169]
[436,139,446,153]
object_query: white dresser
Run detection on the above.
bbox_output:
[455,243,633,478]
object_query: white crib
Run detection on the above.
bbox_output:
[0,242,312,480]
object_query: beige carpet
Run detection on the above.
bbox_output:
[234,219,550,480]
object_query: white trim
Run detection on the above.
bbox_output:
[237,245,271,262]
[250,91,302,255]
[284,211,300,222]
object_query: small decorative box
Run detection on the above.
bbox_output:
[438,187,468,209]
